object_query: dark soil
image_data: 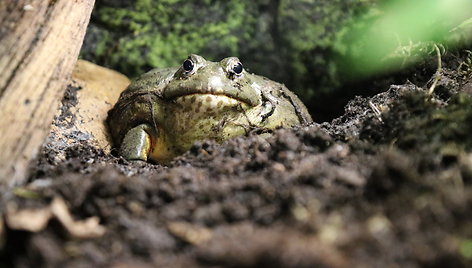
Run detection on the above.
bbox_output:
[1,53,472,268]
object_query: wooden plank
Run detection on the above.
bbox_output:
[0,0,95,188]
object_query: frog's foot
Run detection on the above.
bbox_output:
[119,124,154,161]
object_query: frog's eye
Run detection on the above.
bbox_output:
[232,62,243,75]
[183,59,194,72]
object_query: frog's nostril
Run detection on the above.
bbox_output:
[208,76,223,90]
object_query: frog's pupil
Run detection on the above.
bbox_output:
[233,62,243,74]
[183,59,194,72]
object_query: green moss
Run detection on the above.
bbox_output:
[460,239,472,260]
[86,1,256,78]
[94,31,111,56]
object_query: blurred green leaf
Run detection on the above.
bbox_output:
[338,0,472,77]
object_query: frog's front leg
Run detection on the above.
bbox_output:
[119,124,154,161]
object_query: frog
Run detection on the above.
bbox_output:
[107,54,312,163]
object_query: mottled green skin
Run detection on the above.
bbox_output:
[107,55,312,163]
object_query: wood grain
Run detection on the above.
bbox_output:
[0,0,95,188]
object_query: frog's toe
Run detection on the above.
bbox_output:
[119,124,153,161]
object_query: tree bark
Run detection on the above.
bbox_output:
[0,0,95,188]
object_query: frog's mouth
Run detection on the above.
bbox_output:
[165,90,259,107]
[173,93,250,112]
[162,79,261,107]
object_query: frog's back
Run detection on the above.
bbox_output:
[118,67,176,100]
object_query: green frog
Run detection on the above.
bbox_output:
[107,54,312,163]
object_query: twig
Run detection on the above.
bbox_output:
[368,101,383,123]
[428,44,442,95]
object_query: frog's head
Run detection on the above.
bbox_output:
[162,54,262,107]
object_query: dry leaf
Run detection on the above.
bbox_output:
[5,197,105,239]
[5,203,52,232]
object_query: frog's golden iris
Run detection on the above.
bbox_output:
[107,54,312,163]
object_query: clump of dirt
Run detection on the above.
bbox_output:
[1,53,472,267]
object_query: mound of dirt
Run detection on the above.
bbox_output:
[1,54,471,267]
